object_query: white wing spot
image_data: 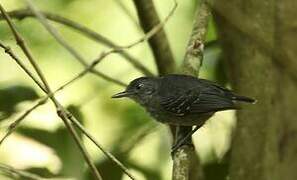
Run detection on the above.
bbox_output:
[193,98,200,103]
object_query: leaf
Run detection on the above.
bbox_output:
[17,105,86,178]
[203,149,230,180]
[0,85,39,121]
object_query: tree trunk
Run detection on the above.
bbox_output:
[213,0,297,180]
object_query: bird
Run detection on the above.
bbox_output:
[112,74,256,150]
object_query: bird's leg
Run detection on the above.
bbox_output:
[171,125,200,154]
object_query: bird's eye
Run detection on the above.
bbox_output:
[136,83,144,90]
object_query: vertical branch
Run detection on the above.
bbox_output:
[181,0,211,76]
[173,0,212,180]
[132,0,178,162]
[132,0,176,75]
[1,0,176,176]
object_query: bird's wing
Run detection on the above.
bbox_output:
[159,88,200,116]
[159,85,236,116]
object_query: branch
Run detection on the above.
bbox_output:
[0,3,102,179]
[0,42,150,180]
[0,49,146,149]
[1,9,154,77]
[173,0,212,180]
[132,0,177,75]
[112,0,140,28]
[0,0,177,148]
[181,0,211,76]
[0,41,46,91]
[0,42,137,180]
[0,0,177,176]
[0,94,47,145]
[24,4,127,87]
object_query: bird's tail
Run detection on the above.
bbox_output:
[232,95,257,104]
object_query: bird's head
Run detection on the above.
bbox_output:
[112,77,159,104]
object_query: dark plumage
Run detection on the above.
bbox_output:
[112,74,255,126]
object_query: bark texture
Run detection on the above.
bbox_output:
[213,0,297,180]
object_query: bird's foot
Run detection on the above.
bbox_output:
[171,140,192,156]
[171,126,200,156]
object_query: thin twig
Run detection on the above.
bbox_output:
[66,114,137,180]
[0,163,51,180]
[24,2,126,87]
[133,0,177,75]
[0,43,137,180]
[132,0,178,171]
[0,3,103,180]
[173,0,212,180]
[0,0,178,178]
[0,41,46,91]
[1,8,154,77]
[0,0,175,177]
[0,97,47,145]
[112,0,140,28]
[117,0,177,51]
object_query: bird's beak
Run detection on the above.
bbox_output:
[112,91,133,98]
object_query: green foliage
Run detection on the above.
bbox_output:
[17,105,85,179]
[203,148,230,180]
[0,0,234,179]
[120,104,152,130]
[0,85,39,120]
[213,56,228,86]
[24,167,55,179]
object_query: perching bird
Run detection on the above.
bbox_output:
[112,74,256,127]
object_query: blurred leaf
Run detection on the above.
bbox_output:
[85,156,125,180]
[120,104,152,130]
[67,104,84,126]
[85,148,162,180]
[24,167,55,179]
[0,24,11,41]
[17,105,85,179]
[203,150,230,180]
[84,120,161,180]
[0,85,39,120]
[206,17,218,42]
[39,0,79,9]
[128,161,162,180]
[104,98,152,139]
[203,161,229,180]
[213,56,228,86]
[203,39,228,86]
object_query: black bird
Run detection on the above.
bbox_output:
[112,74,255,150]
[112,74,255,126]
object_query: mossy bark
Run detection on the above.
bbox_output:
[213,0,297,180]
